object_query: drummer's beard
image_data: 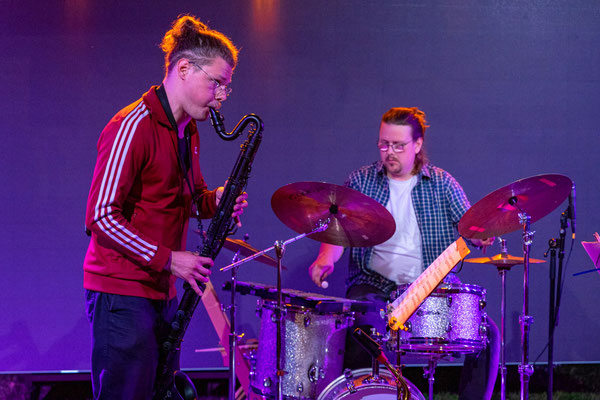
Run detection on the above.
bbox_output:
[384,155,405,178]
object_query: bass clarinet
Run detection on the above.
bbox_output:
[153,108,264,400]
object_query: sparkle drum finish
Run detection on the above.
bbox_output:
[250,300,353,399]
[392,283,488,354]
[317,368,426,400]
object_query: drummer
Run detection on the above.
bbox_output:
[309,107,499,400]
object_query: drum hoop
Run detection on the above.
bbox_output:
[259,299,355,317]
[395,282,485,297]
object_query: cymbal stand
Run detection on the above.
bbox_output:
[496,238,511,400]
[423,357,441,400]
[274,239,285,400]
[220,220,330,400]
[517,210,535,400]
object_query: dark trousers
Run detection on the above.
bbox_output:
[344,284,500,400]
[85,290,179,400]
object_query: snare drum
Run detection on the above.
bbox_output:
[316,367,426,400]
[251,300,353,399]
[391,283,488,354]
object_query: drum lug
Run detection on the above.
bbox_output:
[255,301,262,318]
[447,294,453,307]
[342,369,357,393]
[297,381,304,393]
[405,321,412,333]
[446,322,453,333]
[270,307,287,323]
[479,299,486,310]
[247,350,257,380]
[307,364,325,383]
[304,315,311,327]
[263,377,272,388]
[479,323,488,338]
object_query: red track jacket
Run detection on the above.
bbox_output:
[83,86,217,300]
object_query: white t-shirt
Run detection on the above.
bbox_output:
[369,175,423,284]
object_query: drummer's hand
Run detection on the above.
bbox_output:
[216,184,248,228]
[309,259,334,288]
[471,237,495,254]
[168,251,213,296]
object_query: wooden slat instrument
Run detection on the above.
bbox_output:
[388,237,470,331]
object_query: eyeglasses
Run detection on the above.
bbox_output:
[378,140,413,153]
[189,61,233,97]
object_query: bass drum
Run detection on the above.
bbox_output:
[317,368,425,400]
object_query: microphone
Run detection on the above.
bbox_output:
[569,182,576,239]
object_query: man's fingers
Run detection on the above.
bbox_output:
[188,280,204,297]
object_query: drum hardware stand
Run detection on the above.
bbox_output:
[516,207,535,400]
[497,237,511,400]
[221,220,330,400]
[422,356,441,400]
[226,234,248,400]
[274,239,285,400]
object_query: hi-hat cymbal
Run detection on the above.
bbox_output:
[223,238,281,268]
[459,174,572,239]
[271,182,396,247]
[464,253,546,267]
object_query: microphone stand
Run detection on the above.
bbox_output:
[545,238,557,400]
[546,209,568,400]
[554,211,568,333]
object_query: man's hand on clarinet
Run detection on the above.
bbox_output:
[216,183,248,227]
[168,251,213,296]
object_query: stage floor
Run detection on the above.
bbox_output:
[1,363,599,399]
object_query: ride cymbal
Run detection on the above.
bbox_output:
[271,182,396,247]
[459,174,572,239]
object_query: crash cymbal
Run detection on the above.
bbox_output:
[464,253,546,267]
[223,238,281,268]
[271,182,396,247]
[458,174,572,239]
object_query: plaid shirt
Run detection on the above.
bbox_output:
[344,161,471,296]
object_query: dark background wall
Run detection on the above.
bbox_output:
[1,0,599,373]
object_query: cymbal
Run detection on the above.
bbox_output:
[458,174,572,239]
[271,182,396,247]
[223,238,281,268]
[464,253,546,267]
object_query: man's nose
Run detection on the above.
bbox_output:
[214,91,226,102]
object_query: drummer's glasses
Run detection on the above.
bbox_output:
[189,60,233,97]
[377,140,413,153]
